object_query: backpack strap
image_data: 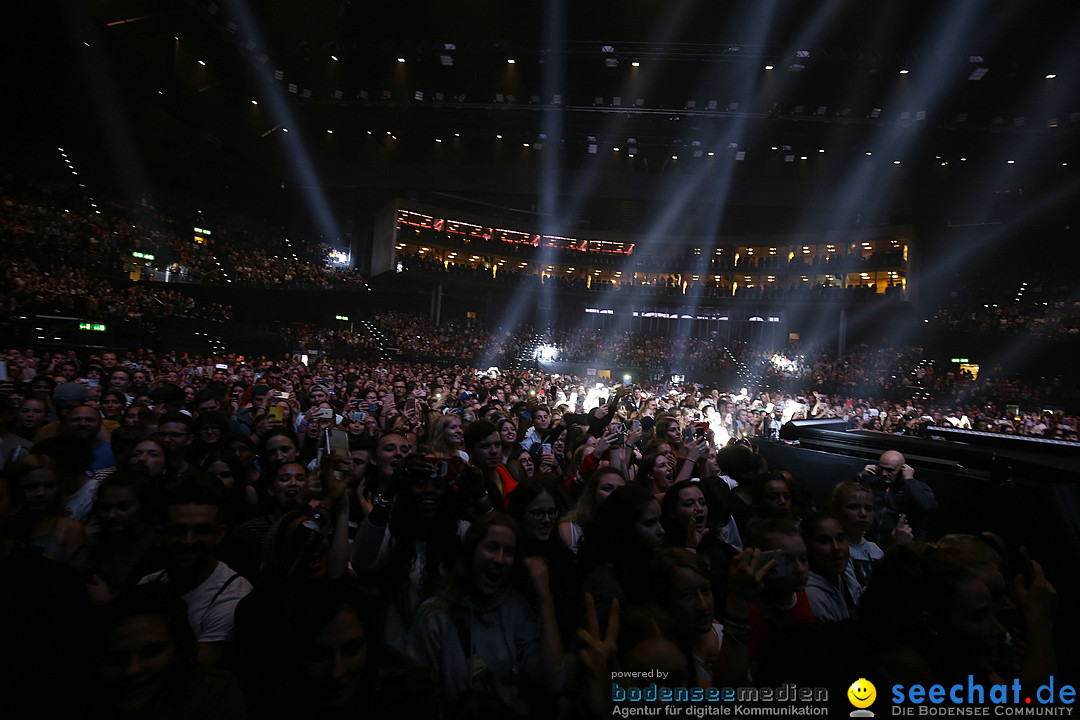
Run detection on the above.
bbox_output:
[208,571,241,606]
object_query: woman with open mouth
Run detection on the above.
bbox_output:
[407,512,566,717]
[240,461,307,542]
[660,480,711,553]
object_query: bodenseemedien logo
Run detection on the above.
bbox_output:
[609,677,830,716]
[848,678,877,717]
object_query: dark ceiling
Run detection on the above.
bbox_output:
[3,0,1079,242]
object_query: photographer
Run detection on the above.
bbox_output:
[857,450,937,546]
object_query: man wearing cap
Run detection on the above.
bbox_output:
[34,383,119,443]
[235,384,271,433]
[307,383,331,408]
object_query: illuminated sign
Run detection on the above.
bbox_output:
[335,315,349,321]
[193,227,212,236]
[79,322,106,332]
[950,357,969,363]
[132,252,155,260]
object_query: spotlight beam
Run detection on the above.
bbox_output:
[59,0,153,210]
[221,0,340,244]
[557,1,786,374]
[552,0,706,233]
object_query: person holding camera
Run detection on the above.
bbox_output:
[351,452,469,653]
[857,450,937,546]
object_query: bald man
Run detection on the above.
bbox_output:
[858,450,937,545]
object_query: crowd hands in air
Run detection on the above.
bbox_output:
[0,335,1067,718]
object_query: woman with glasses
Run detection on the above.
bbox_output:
[505,477,579,642]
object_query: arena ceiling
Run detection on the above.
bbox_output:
[4,1,1079,238]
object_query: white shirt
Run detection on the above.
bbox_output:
[140,561,253,643]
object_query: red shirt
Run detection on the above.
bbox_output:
[748,591,815,661]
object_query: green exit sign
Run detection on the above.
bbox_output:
[132,251,155,260]
[79,322,106,332]
[194,226,212,236]
[950,357,969,363]
[335,315,350,321]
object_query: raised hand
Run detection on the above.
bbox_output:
[891,513,914,544]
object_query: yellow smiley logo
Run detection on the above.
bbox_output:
[847,678,877,709]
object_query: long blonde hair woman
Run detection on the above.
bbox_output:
[424,413,468,461]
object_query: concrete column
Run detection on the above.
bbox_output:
[838,309,847,356]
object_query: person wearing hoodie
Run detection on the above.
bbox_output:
[801,512,862,622]
[407,512,565,718]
